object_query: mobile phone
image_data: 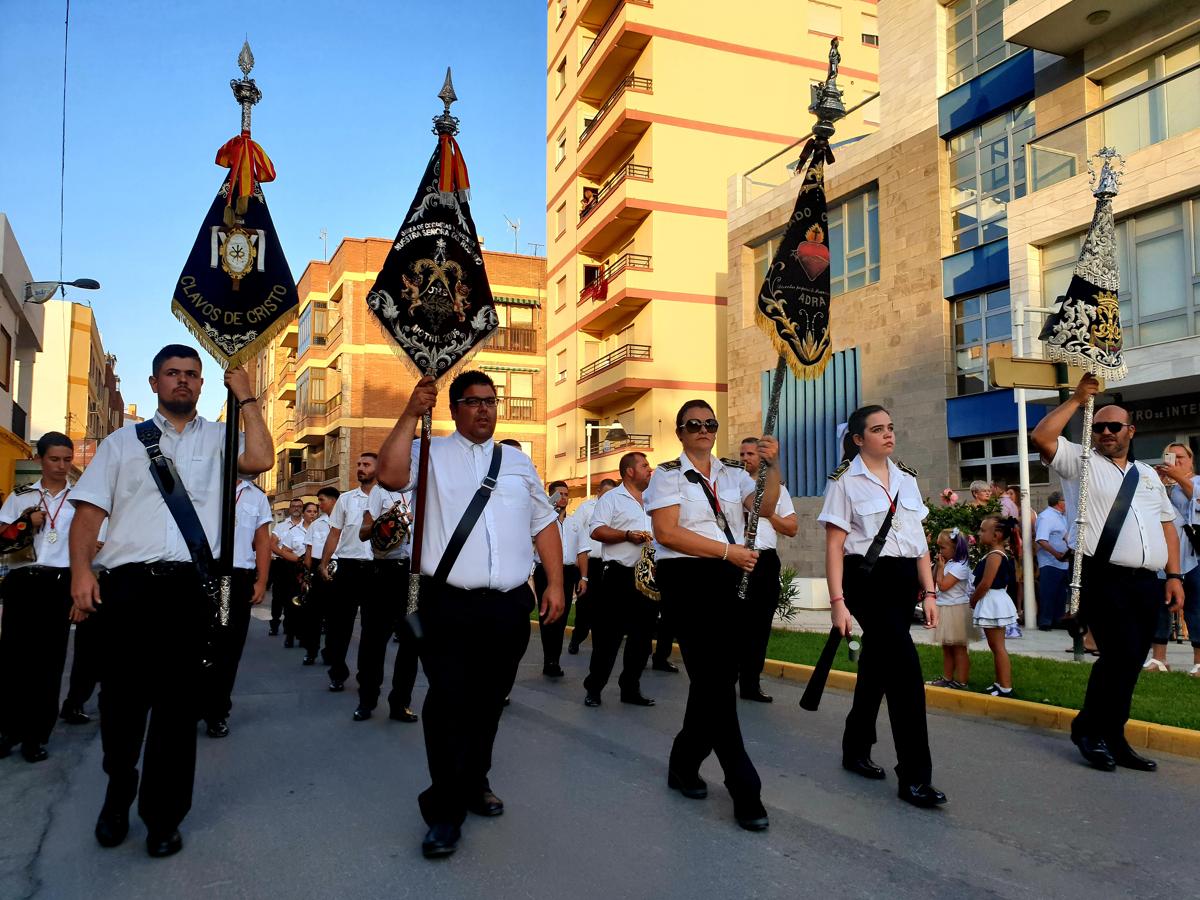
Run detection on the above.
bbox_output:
[549,488,565,504]
[1163,451,1177,467]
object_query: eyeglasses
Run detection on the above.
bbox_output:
[454,397,498,409]
[1091,422,1129,434]
[682,418,720,434]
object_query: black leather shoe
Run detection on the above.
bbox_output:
[842,757,886,780]
[389,707,419,723]
[146,829,183,858]
[352,706,373,722]
[268,624,279,636]
[94,809,129,848]
[205,720,230,739]
[667,770,708,799]
[21,744,48,763]
[733,798,769,831]
[421,823,460,859]
[651,659,679,673]
[898,783,947,808]
[1072,735,1117,771]
[584,694,602,708]
[567,642,580,655]
[740,688,773,703]
[60,704,92,725]
[283,636,294,648]
[543,663,564,678]
[620,693,655,706]
[467,791,504,817]
[301,656,315,666]
[328,680,345,692]
[1111,745,1158,772]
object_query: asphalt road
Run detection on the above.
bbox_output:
[3,612,1198,900]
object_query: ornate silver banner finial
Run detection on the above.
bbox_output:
[1088,146,1124,200]
[433,67,460,136]
[809,38,846,140]
[231,40,262,132]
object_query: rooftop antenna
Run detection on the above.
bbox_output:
[528,241,544,256]
[319,227,328,261]
[504,214,521,253]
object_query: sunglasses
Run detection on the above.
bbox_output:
[1091,422,1129,434]
[682,418,720,434]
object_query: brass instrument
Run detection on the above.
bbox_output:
[290,566,312,608]
[0,505,40,563]
[370,496,412,553]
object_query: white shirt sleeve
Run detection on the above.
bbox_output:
[0,490,24,525]
[737,467,757,502]
[68,432,121,514]
[1048,436,1083,481]
[523,457,558,537]
[644,467,683,513]
[944,559,971,586]
[816,477,853,534]
[1034,512,1055,543]
[254,492,273,529]
[1150,477,1176,524]
[775,490,796,519]
[328,494,349,531]
[589,492,616,534]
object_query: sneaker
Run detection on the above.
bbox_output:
[1189,664,1200,678]
[985,683,1013,697]
[1143,657,1170,673]
[1005,624,1022,639]
[925,677,956,688]
[949,680,969,690]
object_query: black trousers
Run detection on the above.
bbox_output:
[417,579,533,826]
[64,614,100,710]
[842,555,932,785]
[326,559,372,683]
[0,567,72,747]
[357,559,419,711]
[653,596,675,664]
[739,548,781,692]
[269,558,298,632]
[570,557,601,647]
[534,563,579,667]
[584,562,656,698]
[200,569,255,724]
[95,564,210,831]
[296,565,325,659]
[1073,559,1161,745]
[658,558,761,802]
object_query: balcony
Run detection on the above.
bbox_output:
[275,415,296,439]
[578,252,652,334]
[297,393,343,437]
[497,395,541,423]
[577,0,652,102]
[289,465,340,492]
[579,75,651,147]
[579,160,653,257]
[579,343,651,382]
[577,433,651,462]
[278,357,297,401]
[280,321,299,349]
[482,326,538,354]
[326,317,343,347]
[1026,62,1200,193]
[1005,0,1162,57]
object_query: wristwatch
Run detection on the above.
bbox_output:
[1166,572,1184,581]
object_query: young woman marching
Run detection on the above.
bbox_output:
[970,515,1020,697]
[644,399,781,831]
[818,405,947,808]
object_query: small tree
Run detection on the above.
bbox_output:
[777,565,800,622]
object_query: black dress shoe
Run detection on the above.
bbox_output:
[567,642,580,655]
[620,693,655,706]
[1111,745,1158,771]
[205,720,230,739]
[1072,735,1117,771]
[60,704,92,725]
[733,798,770,831]
[842,757,887,780]
[740,688,773,703]
[301,655,315,666]
[283,636,294,648]
[502,696,511,707]
[543,663,565,678]
[268,624,279,636]
[421,823,460,859]
[667,770,708,799]
[652,659,679,673]
[467,791,504,817]
[584,694,602,708]
[94,809,129,848]
[353,706,373,722]
[329,680,345,692]
[898,783,947,808]
[146,829,183,858]
[20,744,48,763]
[389,707,419,723]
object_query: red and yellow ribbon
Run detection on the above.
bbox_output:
[215,131,276,222]
[437,133,471,199]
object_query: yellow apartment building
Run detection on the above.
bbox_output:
[545,0,880,494]
[253,239,548,510]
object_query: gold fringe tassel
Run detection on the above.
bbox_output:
[754,306,833,382]
[171,299,298,372]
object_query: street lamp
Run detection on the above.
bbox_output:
[584,419,627,499]
[23,278,101,305]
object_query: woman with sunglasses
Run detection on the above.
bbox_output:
[819,405,946,808]
[644,399,781,832]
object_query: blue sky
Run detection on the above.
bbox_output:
[1,0,548,420]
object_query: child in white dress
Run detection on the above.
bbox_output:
[927,528,976,689]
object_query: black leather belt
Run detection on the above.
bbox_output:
[113,561,198,578]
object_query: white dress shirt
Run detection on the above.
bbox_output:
[70,411,236,568]
[1034,506,1070,570]
[408,432,557,591]
[643,453,757,561]
[590,483,650,567]
[751,487,796,552]
[306,514,333,560]
[534,515,577,566]
[817,455,929,558]
[573,496,603,558]
[279,518,310,558]
[328,486,375,561]
[234,481,273,570]
[367,486,413,561]
[272,517,304,558]
[1049,437,1174,571]
[0,480,76,569]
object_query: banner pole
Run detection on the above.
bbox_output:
[217,385,240,626]
[404,371,435,640]
[738,355,788,602]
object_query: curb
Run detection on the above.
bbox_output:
[549,624,1200,761]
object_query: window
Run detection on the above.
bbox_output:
[1100,35,1200,157]
[556,422,567,455]
[809,2,841,37]
[1040,196,1200,350]
[519,440,534,457]
[0,326,12,393]
[952,287,1011,395]
[958,434,1048,489]
[861,12,878,46]
[556,275,567,310]
[555,58,567,96]
[862,32,879,47]
[558,0,567,22]
[555,130,567,166]
[556,350,567,383]
[947,102,1034,252]
[297,301,328,356]
[556,202,567,237]
[946,0,1019,89]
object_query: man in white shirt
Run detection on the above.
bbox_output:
[269,498,305,638]
[377,370,563,860]
[536,480,581,678]
[567,479,616,655]
[319,453,379,693]
[1031,375,1183,773]
[737,437,798,703]
[1035,491,1071,630]
[300,487,339,666]
[583,452,656,706]
[201,478,272,739]
[67,344,273,858]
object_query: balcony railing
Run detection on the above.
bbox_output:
[497,395,540,423]
[326,317,343,346]
[579,74,652,146]
[298,392,342,430]
[577,433,651,461]
[280,358,296,384]
[579,252,652,301]
[578,0,627,71]
[288,465,339,490]
[580,159,652,223]
[1027,61,1200,193]
[483,326,538,354]
[578,343,651,381]
[275,415,295,436]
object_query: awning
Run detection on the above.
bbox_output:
[494,295,541,308]
[481,364,541,374]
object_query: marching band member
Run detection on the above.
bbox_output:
[819,404,945,808]
[645,399,779,832]
[269,498,305,639]
[535,480,580,678]
[568,478,615,655]
[301,488,339,667]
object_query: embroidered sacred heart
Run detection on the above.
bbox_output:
[792,224,829,281]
